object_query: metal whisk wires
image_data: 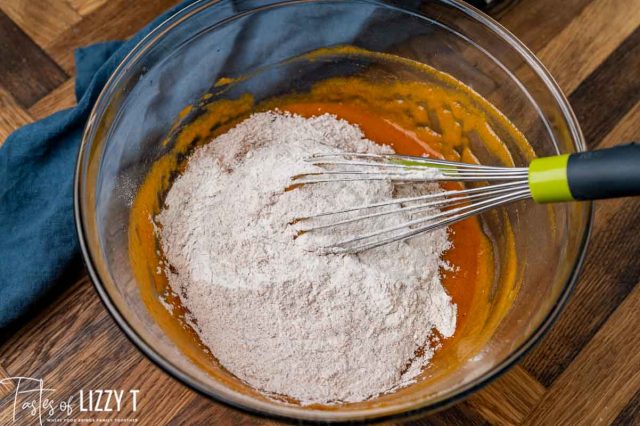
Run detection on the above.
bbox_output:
[291,153,531,254]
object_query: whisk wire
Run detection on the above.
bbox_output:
[294,155,529,185]
[295,152,532,254]
[328,189,531,254]
[303,180,530,219]
[301,182,530,233]
[305,152,521,170]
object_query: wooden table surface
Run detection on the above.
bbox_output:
[1,0,639,424]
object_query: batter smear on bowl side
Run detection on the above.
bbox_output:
[155,111,456,404]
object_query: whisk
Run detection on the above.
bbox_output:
[292,143,640,254]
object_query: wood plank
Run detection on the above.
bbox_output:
[408,403,490,426]
[66,0,109,17]
[45,0,181,74]
[537,0,640,94]
[0,87,32,144]
[499,0,593,52]
[0,10,68,108]
[569,27,640,148]
[598,100,640,149]
[467,366,545,425]
[0,365,14,399]
[28,78,76,120]
[167,393,273,426]
[612,388,640,426]
[0,277,95,371]
[0,0,81,49]
[111,360,195,425]
[168,387,489,425]
[522,196,640,386]
[523,284,640,425]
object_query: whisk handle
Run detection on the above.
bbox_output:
[567,142,640,200]
[529,143,640,203]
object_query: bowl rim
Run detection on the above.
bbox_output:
[74,0,593,422]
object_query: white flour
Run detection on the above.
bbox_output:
[156,111,456,405]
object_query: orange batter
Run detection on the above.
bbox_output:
[128,47,527,407]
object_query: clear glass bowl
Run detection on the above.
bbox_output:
[75,0,591,422]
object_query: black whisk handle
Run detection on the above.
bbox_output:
[567,142,640,200]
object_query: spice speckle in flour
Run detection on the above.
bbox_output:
[156,111,456,405]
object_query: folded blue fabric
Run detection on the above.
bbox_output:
[0,1,201,330]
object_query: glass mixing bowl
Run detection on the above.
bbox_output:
[75,0,591,422]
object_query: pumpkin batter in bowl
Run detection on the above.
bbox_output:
[76,1,590,421]
[127,47,524,409]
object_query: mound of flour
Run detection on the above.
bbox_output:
[156,111,456,405]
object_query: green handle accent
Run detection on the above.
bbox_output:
[528,154,574,203]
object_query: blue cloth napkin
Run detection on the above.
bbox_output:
[0,1,202,330]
